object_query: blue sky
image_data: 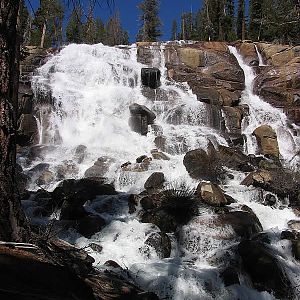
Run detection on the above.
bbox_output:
[25,0,249,43]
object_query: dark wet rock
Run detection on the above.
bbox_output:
[183,144,260,182]
[264,193,277,206]
[140,195,158,210]
[56,160,79,180]
[141,67,161,89]
[288,220,300,232]
[144,172,165,191]
[141,209,178,232]
[129,103,156,124]
[16,164,29,196]
[36,170,55,186]
[144,232,172,258]
[220,267,240,287]
[121,158,152,172]
[28,163,50,175]
[183,148,217,181]
[52,178,117,219]
[60,199,88,221]
[19,94,34,115]
[292,240,300,260]
[154,136,166,151]
[84,156,115,178]
[218,210,263,239]
[253,125,280,158]
[241,168,300,207]
[136,155,148,163]
[104,260,123,269]
[17,113,39,146]
[129,103,156,136]
[238,240,293,299]
[74,144,87,164]
[26,145,57,162]
[222,106,248,136]
[281,230,300,241]
[196,182,229,207]
[89,243,103,253]
[128,194,139,214]
[77,215,106,238]
[151,149,170,160]
[53,178,117,205]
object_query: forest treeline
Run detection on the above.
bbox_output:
[19,0,300,48]
[21,0,129,48]
[173,0,300,44]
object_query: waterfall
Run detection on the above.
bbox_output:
[30,43,228,192]
[24,43,300,299]
[254,44,267,67]
[228,46,299,166]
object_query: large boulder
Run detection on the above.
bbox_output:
[241,168,300,207]
[141,68,161,89]
[238,240,293,299]
[253,125,280,158]
[164,42,245,109]
[129,103,156,135]
[77,215,106,238]
[254,43,300,124]
[144,172,165,191]
[178,47,205,68]
[144,232,172,258]
[218,210,262,239]
[236,41,259,66]
[196,182,230,207]
[52,178,117,219]
[183,148,217,181]
[17,113,39,146]
[84,156,115,178]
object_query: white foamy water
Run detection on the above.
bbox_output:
[254,44,267,67]
[31,43,227,192]
[26,43,300,299]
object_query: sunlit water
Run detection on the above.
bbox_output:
[24,42,300,299]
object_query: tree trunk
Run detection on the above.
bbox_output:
[40,21,47,48]
[0,0,27,241]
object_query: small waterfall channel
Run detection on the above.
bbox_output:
[19,42,300,299]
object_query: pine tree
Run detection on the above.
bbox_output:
[171,20,178,40]
[104,13,128,46]
[30,0,64,48]
[66,6,83,43]
[137,0,162,42]
[94,17,106,44]
[249,0,262,41]
[236,0,246,40]
[223,0,235,41]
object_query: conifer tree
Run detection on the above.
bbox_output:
[30,0,64,48]
[66,6,83,43]
[137,0,162,42]
[236,0,246,40]
[171,20,178,40]
[104,13,128,46]
[249,0,262,40]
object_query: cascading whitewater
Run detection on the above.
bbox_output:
[31,43,227,192]
[27,43,300,299]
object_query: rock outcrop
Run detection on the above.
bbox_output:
[254,43,300,124]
